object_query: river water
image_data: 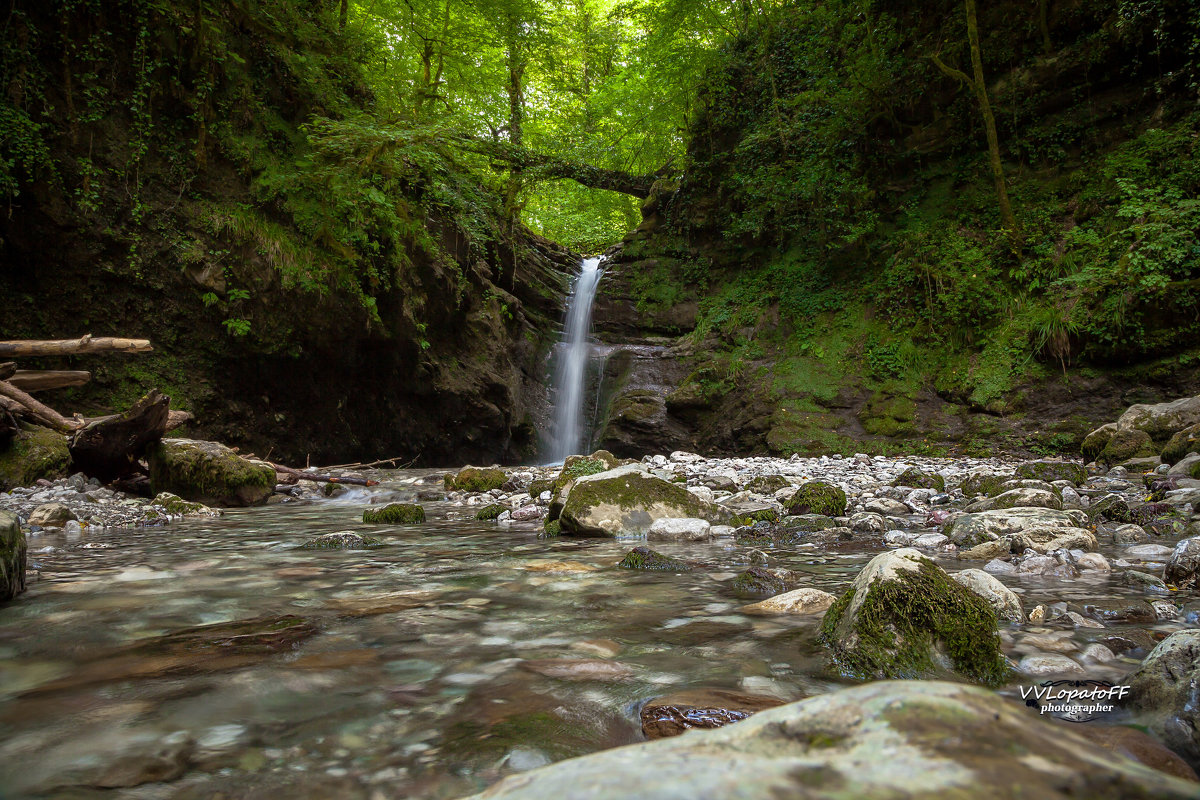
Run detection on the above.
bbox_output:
[0,470,1180,798]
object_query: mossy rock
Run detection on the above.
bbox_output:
[740,507,781,525]
[819,548,1008,686]
[619,546,691,571]
[447,466,507,492]
[475,503,507,521]
[1081,423,1117,460]
[734,523,775,545]
[151,492,214,516]
[527,479,554,498]
[1130,503,1186,536]
[859,393,917,438]
[1100,429,1157,464]
[1014,460,1087,486]
[781,514,837,533]
[891,468,944,492]
[1089,494,1131,523]
[1161,423,1200,465]
[0,510,26,601]
[959,473,1011,498]
[322,482,347,498]
[553,455,613,493]
[783,482,846,517]
[147,438,275,507]
[730,567,797,598]
[558,465,734,536]
[745,475,791,494]
[541,519,561,537]
[300,531,385,550]
[363,503,425,524]
[0,427,71,491]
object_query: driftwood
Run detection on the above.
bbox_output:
[323,454,418,470]
[0,362,14,380]
[271,462,378,487]
[0,380,81,432]
[0,335,152,357]
[10,370,91,391]
[69,390,170,482]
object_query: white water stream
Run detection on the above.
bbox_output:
[547,256,605,462]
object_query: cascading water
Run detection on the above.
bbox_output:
[547,256,605,463]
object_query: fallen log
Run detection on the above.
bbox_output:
[0,380,81,432]
[271,462,378,487]
[69,390,170,482]
[0,335,152,357]
[0,362,14,380]
[10,370,91,391]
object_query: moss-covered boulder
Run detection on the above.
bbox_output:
[745,475,791,494]
[1089,494,1131,523]
[1015,459,1088,486]
[731,567,798,598]
[943,507,1082,547]
[1161,423,1200,466]
[0,510,26,602]
[959,472,1012,498]
[363,503,425,524]
[475,503,507,521]
[1082,423,1118,460]
[779,514,837,534]
[300,531,384,550]
[619,546,691,571]
[0,427,71,491]
[151,492,218,517]
[1100,428,1157,464]
[783,481,846,516]
[1127,630,1200,771]
[969,487,1063,512]
[147,438,275,507]
[1117,396,1200,441]
[558,465,734,536]
[891,468,944,492]
[527,479,554,498]
[445,466,506,492]
[820,548,1008,686]
[541,519,561,537]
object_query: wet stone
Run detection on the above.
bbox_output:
[640,689,786,740]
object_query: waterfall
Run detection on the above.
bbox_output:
[547,256,605,463]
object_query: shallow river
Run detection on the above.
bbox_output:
[0,470,1181,798]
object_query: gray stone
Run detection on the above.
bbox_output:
[1165,537,1200,589]
[943,507,1080,547]
[27,502,76,528]
[559,465,733,536]
[1118,396,1200,440]
[951,569,1023,622]
[647,517,712,542]
[1127,630,1200,771]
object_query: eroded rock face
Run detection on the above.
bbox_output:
[147,438,275,507]
[558,465,732,536]
[0,510,26,601]
[819,548,1008,686]
[1127,630,1200,770]
[464,681,1200,800]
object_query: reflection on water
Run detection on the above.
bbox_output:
[0,471,1182,798]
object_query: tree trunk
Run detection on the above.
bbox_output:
[9,371,91,392]
[0,336,152,357]
[503,14,527,219]
[963,0,1018,238]
[68,390,171,482]
[0,381,80,432]
[1038,0,1053,55]
[339,0,348,30]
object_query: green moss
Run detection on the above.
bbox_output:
[959,473,1010,497]
[300,532,384,549]
[819,560,1008,687]
[1081,426,1115,460]
[527,479,554,497]
[151,492,210,515]
[0,427,71,491]
[363,503,425,524]
[741,507,781,524]
[554,457,610,492]
[735,524,775,545]
[1161,424,1200,465]
[1100,429,1157,464]
[618,546,690,571]
[745,475,791,494]
[891,468,945,492]
[0,510,27,601]
[447,467,507,492]
[784,481,847,516]
[1015,460,1087,485]
[780,514,837,533]
[147,438,275,507]
[475,503,506,521]
[541,519,561,537]
[1088,495,1131,523]
[322,482,347,498]
[731,567,795,598]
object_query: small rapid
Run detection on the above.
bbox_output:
[547,256,605,463]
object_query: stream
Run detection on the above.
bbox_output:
[0,468,1185,798]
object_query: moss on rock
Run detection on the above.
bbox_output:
[740,507,781,524]
[891,468,945,492]
[1161,423,1200,465]
[745,475,791,494]
[147,438,275,507]
[619,546,691,571]
[1015,460,1087,486]
[784,482,846,516]
[819,548,1008,686]
[363,503,425,524]
[541,519,561,537]
[151,492,215,516]
[527,479,554,498]
[300,531,384,550]
[0,510,26,601]
[731,567,797,598]
[447,466,507,492]
[1081,423,1117,460]
[1089,495,1131,523]
[1100,429,1157,464]
[558,465,733,536]
[959,473,1011,497]
[475,503,507,521]
[0,427,71,491]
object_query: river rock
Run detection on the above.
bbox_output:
[891,467,944,491]
[147,438,275,507]
[510,504,544,522]
[300,531,384,550]
[446,465,507,492]
[1083,600,1157,624]
[520,658,634,681]
[864,498,908,516]
[1127,630,1200,771]
[1102,428,1157,463]
[783,481,846,516]
[848,512,887,533]
[27,502,76,527]
[648,517,712,542]
[741,588,837,615]
[1009,526,1097,553]
[951,569,1023,622]
[463,680,1200,800]
[1070,724,1198,782]
[731,567,798,598]
[1018,653,1085,676]
[150,492,218,517]
[0,427,71,491]
[1162,424,1200,466]
[1165,537,1200,589]
[363,503,425,524]
[1118,395,1200,441]
[640,689,785,740]
[1015,459,1088,485]
[968,488,1063,512]
[618,546,691,571]
[0,510,26,601]
[819,548,1007,685]
[943,507,1080,547]
[558,465,732,536]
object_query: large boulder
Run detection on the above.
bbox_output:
[1101,428,1157,464]
[0,510,26,602]
[446,465,506,492]
[1165,538,1200,589]
[1127,630,1200,771]
[1118,396,1200,441]
[0,427,71,491]
[951,569,1024,622]
[943,507,1082,547]
[147,438,275,507]
[1015,459,1087,485]
[783,481,846,516]
[819,548,1008,685]
[1082,423,1118,460]
[463,681,1200,800]
[1162,424,1200,466]
[558,465,733,536]
[968,487,1062,512]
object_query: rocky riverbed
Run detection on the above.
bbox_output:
[1,447,1200,797]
